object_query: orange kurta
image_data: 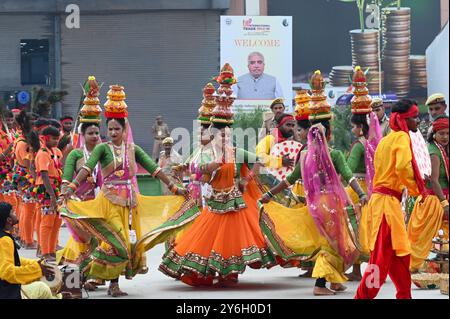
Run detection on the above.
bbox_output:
[35,147,63,185]
[366,131,419,257]
[34,146,63,256]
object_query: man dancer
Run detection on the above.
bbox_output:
[355,99,425,299]
[256,113,296,171]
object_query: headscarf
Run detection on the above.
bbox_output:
[432,117,449,132]
[272,114,294,143]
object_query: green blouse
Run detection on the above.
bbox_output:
[84,143,159,175]
[286,148,354,186]
[347,142,366,174]
[62,149,84,182]
[427,142,449,190]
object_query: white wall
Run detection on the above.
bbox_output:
[426,23,449,114]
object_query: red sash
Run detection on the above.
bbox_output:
[373,186,402,202]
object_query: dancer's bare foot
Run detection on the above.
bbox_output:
[298,269,313,278]
[138,266,149,274]
[313,286,336,296]
[83,282,98,291]
[108,283,128,297]
[330,283,347,292]
[86,279,106,287]
[345,272,362,281]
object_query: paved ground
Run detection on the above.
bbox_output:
[20,227,448,300]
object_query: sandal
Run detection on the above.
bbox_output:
[107,284,128,297]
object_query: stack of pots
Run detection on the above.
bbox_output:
[382,7,411,98]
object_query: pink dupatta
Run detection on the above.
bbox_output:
[302,125,359,269]
[364,112,382,197]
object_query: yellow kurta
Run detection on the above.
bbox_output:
[0,236,42,284]
[255,135,282,169]
[366,131,419,257]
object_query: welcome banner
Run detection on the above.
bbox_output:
[221,16,293,112]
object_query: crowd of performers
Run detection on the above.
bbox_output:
[0,65,448,299]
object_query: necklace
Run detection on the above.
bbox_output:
[112,143,125,164]
[84,145,99,184]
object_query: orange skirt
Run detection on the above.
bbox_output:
[159,190,281,285]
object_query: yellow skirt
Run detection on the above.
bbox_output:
[261,201,347,283]
[291,181,306,208]
[56,236,92,266]
[61,191,198,280]
[408,195,449,272]
[346,180,370,258]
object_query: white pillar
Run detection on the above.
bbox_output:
[245,0,260,16]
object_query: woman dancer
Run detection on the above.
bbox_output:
[61,84,196,297]
[408,115,449,272]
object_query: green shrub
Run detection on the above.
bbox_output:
[232,107,265,151]
[332,105,353,154]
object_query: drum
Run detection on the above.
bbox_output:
[409,130,431,179]
[39,261,63,295]
[267,140,302,181]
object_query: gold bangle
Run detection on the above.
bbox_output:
[441,200,449,208]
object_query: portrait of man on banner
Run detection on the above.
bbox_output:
[233,51,284,100]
